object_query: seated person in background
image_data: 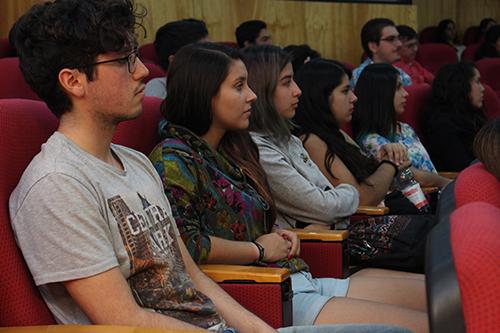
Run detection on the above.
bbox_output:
[8,1,279,332]
[235,20,272,49]
[144,18,209,99]
[422,62,487,172]
[150,43,427,333]
[393,25,434,84]
[352,18,411,87]
[352,63,450,188]
[478,18,497,43]
[283,44,320,73]
[474,24,500,60]
[293,58,418,210]
[473,118,500,180]
[436,19,465,59]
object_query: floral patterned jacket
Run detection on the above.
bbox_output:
[149,123,308,273]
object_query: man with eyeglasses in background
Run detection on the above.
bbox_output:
[393,25,434,85]
[351,18,412,87]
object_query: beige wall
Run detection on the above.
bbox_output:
[1,0,498,65]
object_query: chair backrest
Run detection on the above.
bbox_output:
[112,96,163,155]
[0,99,57,326]
[397,83,432,139]
[139,43,160,66]
[476,58,500,97]
[450,202,500,333]
[454,162,500,209]
[143,62,166,84]
[416,43,458,74]
[0,57,40,100]
[419,26,439,44]
[461,43,480,61]
[217,41,239,49]
[462,26,480,45]
[0,38,15,58]
[483,83,500,119]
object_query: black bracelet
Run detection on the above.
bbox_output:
[379,160,399,175]
[251,241,265,263]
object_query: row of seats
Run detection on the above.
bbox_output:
[1,97,499,332]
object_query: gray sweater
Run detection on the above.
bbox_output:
[251,132,359,229]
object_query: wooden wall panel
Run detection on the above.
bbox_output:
[1,0,497,64]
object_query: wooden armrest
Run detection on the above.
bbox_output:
[438,172,459,179]
[289,229,349,241]
[200,264,289,283]
[356,205,389,215]
[0,325,199,333]
[422,186,439,194]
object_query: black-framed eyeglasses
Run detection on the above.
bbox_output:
[78,48,140,73]
[379,35,402,44]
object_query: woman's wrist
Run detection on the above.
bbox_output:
[378,159,399,175]
[251,241,265,263]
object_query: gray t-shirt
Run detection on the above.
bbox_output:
[144,77,167,100]
[9,132,222,329]
[250,132,359,229]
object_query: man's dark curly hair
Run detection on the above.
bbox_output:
[12,0,146,117]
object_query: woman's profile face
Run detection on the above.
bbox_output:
[211,59,257,131]
[469,68,485,109]
[445,22,457,41]
[329,74,357,125]
[393,78,408,115]
[273,62,302,120]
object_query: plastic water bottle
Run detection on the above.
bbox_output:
[397,168,431,213]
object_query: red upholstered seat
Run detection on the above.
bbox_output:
[397,83,431,140]
[454,163,500,209]
[139,43,160,66]
[217,41,239,49]
[0,99,57,326]
[476,58,500,99]
[462,26,480,45]
[483,83,500,119]
[450,202,500,333]
[419,26,439,44]
[416,43,458,74]
[461,43,480,61]
[143,62,166,84]
[0,57,40,100]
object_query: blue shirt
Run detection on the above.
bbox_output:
[351,58,412,87]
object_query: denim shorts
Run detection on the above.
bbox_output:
[291,271,350,326]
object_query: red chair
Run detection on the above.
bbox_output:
[450,202,500,333]
[217,41,239,49]
[416,43,458,74]
[397,83,432,139]
[483,83,500,119]
[139,43,160,66]
[143,62,166,84]
[0,99,58,326]
[461,43,480,61]
[112,96,163,154]
[419,26,439,44]
[454,162,500,209]
[0,57,40,100]
[340,61,355,73]
[0,38,15,58]
[462,26,480,45]
[476,58,500,98]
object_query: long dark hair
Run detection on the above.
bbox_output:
[293,59,379,183]
[351,63,400,140]
[437,19,458,44]
[164,43,276,228]
[475,25,500,60]
[425,62,486,134]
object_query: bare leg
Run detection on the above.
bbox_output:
[315,298,428,333]
[347,275,427,312]
[352,268,425,280]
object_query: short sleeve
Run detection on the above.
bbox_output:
[357,133,391,160]
[10,173,118,286]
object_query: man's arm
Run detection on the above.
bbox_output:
[178,238,277,333]
[64,267,206,331]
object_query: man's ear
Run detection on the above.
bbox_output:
[58,68,86,98]
[243,40,251,48]
[367,41,379,56]
[168,54,175,66]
